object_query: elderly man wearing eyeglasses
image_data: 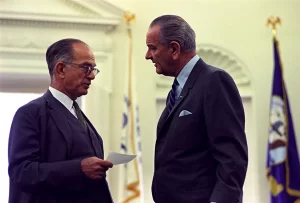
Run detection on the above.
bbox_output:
[8,38,114,203]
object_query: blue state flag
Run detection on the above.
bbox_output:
[266,37,300,203]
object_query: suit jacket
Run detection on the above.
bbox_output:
[8,90,112,203]
[152,58,248,203]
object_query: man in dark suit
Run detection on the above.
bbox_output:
[8,38,114,203]
[145,15,248,203]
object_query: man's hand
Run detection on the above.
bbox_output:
[81,157,113,180]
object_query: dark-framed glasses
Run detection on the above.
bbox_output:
[63,62,100,76]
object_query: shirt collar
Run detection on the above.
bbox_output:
[48,86,74,111]
[176,55,200,88]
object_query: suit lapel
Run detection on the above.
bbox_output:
[43,90,73,154]
[157,58,205,136]
[166,86,189,120]
[157,105,169,135]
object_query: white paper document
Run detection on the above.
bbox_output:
[106,152,136,165]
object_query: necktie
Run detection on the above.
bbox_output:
[167,78,178,113]
[73,101,87,129]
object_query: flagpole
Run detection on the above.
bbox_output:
[266,17,300,201]
[267,16,297,197]
[266,16,291,196]
[123,12,140,203]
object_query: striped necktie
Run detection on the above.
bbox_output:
[167,78,178,113]
[73,101,87,129]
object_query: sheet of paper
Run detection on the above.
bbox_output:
[106,152,136,165]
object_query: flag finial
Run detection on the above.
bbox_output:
[266,16,281,37]
[124,12,135,26]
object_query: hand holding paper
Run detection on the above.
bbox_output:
[81,156,113,180]
[106,152,136,165]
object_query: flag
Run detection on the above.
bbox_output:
[266,37,300,203]
[119,18,144,203]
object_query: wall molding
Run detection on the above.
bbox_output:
[0,0,124,50]
[0,0,125,30]
[0,33,113,52]
[0,0,124,94]
[156,43,253,99]
[196,43,252,87]
[0,47,113,93]
[0,11,120,30]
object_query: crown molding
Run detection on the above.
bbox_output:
[0,11,121,29]
[68,0,125,17]
[0,0,125,30]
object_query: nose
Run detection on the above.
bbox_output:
[145,50,152,60]
[87,71,96,80]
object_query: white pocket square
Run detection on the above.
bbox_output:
[179,110,192,117]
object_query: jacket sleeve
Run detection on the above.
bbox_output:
[204,71,248,203]
[8,103,86,193]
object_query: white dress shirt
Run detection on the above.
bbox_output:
[175,54,200,99]
[48,86,77,118]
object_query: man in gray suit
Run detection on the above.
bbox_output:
[145,15,248,203]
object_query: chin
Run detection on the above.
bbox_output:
[156,67,163,75]
[156,69,171,77]
[80,89,88,96]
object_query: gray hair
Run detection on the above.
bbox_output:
[46,38,87,77]
[150,15,196,52]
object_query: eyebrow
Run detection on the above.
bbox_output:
[82,62,96,67]
[147,44,156,48]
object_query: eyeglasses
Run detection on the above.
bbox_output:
[63,62,100,76]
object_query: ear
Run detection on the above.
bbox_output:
[169,41,181,60]
[54,62,66,79]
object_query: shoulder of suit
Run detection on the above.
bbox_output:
[16,95,46,117]
[200,63,231,78]
[194,59,222,74]
[193,63,234,90]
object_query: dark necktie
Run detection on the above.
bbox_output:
[167,78,178,113]
[73,101,87,129]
